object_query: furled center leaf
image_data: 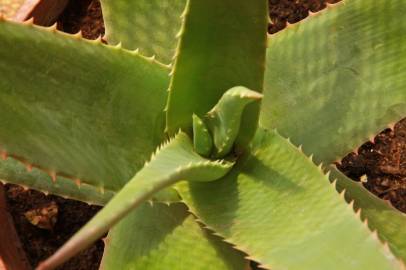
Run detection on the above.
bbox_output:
[193,86,263,158]
[37,132,234,270]
[165,0,268,151]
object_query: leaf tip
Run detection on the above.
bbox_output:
[73,30,83,39]
[23,17,34,25]
[49,171,57,183]
[114,42,122,49]
[47,22,58,32]
[25,162,33,172]
[1,150,8,160]
[74,179,81,188]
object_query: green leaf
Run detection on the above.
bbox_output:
[192,114,213,157]
[100,0,186,64]
[0,157,113,205]
[165,0,268,150]
[101,202,246,270]
[330,166,406,262]
[177,128,403,270]
[37,132,234,270]
[0,20,169,192]
[260,0,406,164]
[205,86,263,158]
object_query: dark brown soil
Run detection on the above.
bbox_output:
[337,118,406,212]
[268,0,341,33]
[56,0,104,39]
[5,184,103,270]
[3,1,405,269]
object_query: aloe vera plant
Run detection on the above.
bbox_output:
[0,0,405,269]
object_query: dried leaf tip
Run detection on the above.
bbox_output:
[0,151,8,160]
[352,147,359,155]
[74,179,81,188]
[347,200,355,210]
[23,17,34,25]
[49,171,57,183]
[25,163,33,172]
[339,188,346,199]
[355,208,362,218]
[368,134,376,144]
[93,35,103,43]
[73,30,83,39]
[47,23,58,32]
[326,0,345,9]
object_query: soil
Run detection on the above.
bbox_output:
[337,119,406,212]
[56,0,104,40]
[3,0,405,269]
[5,185,103,270]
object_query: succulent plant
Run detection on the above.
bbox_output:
[0,0,405,269]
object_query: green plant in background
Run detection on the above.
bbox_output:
[0,0,405,269]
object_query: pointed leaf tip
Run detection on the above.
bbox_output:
[205,86,263,158]
[38,132,234,269]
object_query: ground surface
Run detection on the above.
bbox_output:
[4,0,405,269]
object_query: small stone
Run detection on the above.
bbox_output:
[24,201,58,230]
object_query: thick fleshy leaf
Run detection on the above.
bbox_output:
[0,20,169,192]
[165,0,268,149]
[177,128,402,270]
[0,157,113,205]
[330,166,406,262]
[100,0,186,64]
[192,114,212,157]
[260,0,406,164]
[101,202,246,270]
[38,132,234,270]
[204,86,263,158]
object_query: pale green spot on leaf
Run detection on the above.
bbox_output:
[192,114,213,157]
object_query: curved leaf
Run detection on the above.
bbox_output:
[330,166,406,262]
[192,114,213,157]
[165,0,268,150]
[37,132,234,270]
[260,0,406,164]
[0,157,113,205]
[100,0,186,64]
[0,19,169,192]
[101,203,246,270]
[177,128,403,270]
[205,86,263,158]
